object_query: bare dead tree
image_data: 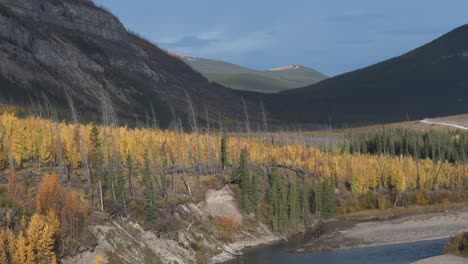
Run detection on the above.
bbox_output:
[150,102,159,130]
[241,96,251,137]
[0,121,14,173]
[184,89,202,191]
[42,94,66,182]
[64,87,93,207]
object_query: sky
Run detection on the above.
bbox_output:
[93,0,468,76]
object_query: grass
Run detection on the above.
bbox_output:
[340,202,468,221]
[444,232,468,258]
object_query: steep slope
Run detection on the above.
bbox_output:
[168,52,328,93]
[0,0,261,126]
[270,24,468,125]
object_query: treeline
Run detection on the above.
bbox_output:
[2,113,468,239]
[346,129,468,163]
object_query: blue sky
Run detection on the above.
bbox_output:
[94,0,468,76]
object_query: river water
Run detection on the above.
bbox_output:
[228,237,449,264]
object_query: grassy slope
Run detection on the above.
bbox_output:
[180,57,328,93]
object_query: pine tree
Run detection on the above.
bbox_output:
[115,170,126,208]
[288,179,301,227]
[299,182,310,223]
[237,148,251,211]
[266,166,281,231]
[125,148,135,197]
[90,124,104,187]
[221,135,228,172]
[321,179,337,219]
[249,173,260,219]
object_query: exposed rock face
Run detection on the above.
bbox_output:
[199,185,244,224]
[63,186,279,264]
[0,0,260,126]
[3,0,127,41]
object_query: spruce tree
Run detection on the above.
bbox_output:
[221,135,228,172]
[300,182,310,223]
[237,148,251,210]
[278,181,289,232]
[321,179,337,219]
[250,173,260,219]
[89,124,104,185]
[266,166,281,231]
[288,179,301,227]
[125,149,135,197]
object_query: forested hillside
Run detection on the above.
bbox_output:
[1,109,468,261]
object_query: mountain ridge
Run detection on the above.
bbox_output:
[266,23,468,125]
[0,0,264,126]
[166,50,328,93]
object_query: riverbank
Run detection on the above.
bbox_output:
[413,254,467,264]
[297,203,468,253]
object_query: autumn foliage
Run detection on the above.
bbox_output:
[36,172,63,215]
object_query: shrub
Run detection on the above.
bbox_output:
[444,232,468,257]
[415,192,429,205]
[219,216,238,233]
[377,195,389,210]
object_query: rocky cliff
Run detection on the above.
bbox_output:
[0,0,261,126]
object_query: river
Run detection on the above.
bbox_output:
[227,235,448,264]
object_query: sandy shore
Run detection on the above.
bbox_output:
[412,254,467,264]
[297,209,468,253]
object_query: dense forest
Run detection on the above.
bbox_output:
[1,111,468,262]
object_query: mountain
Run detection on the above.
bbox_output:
[168,51,328,93]
[267,24,468,125]
[0,0,263,126]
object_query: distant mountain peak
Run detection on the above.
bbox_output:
[268,65,303,71]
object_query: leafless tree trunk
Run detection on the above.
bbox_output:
[241,96,251,137]
[0,122,14,173]
[64,87,93,207]
[185,90,202,191]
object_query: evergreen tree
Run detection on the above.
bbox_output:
[249,173,260,219]
[278,180,289,231]
[237,148,251,210]
[221,135,228,171]
[288,179,301,227]
[89,124,104,185]
[300,182,310,223]
[321,179,337,219]
[114,170,126,208]
[125,148,135,197]
[266,166,281,232]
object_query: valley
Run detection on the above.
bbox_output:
[0,0,468,264]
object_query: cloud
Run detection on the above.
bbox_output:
[159,30,274,56]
